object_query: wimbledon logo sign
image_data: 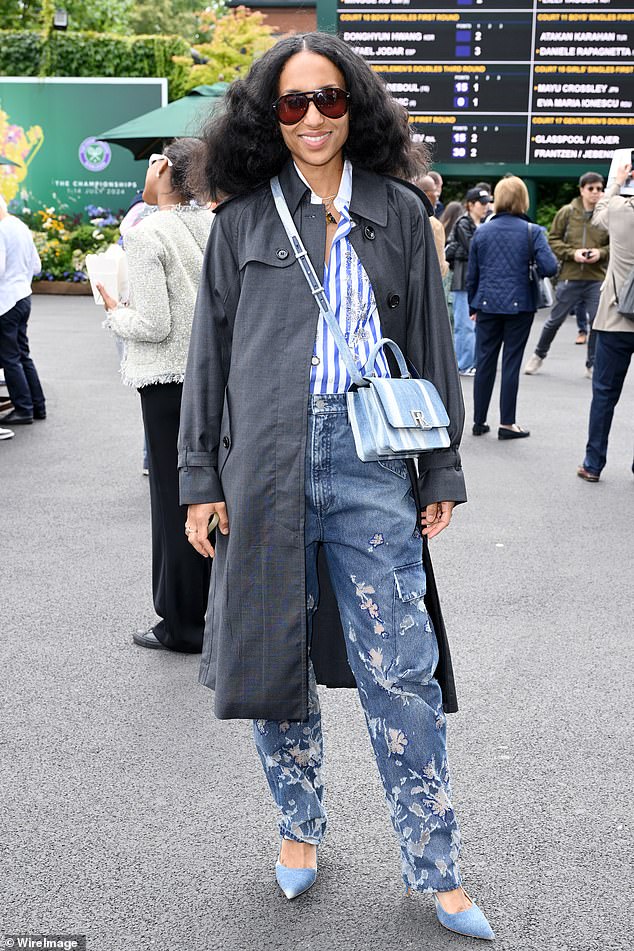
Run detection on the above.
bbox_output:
[78,136,112,172]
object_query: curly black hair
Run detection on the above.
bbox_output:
[195,33,420,199]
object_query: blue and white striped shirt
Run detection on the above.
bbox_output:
[295,161,390,394]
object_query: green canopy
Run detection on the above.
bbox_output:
[0,156,21,167]
[98,84,228,160]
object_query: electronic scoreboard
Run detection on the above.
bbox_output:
[318,0,634,175]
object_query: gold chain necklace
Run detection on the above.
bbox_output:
[322,194,338,224]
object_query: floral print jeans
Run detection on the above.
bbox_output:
[253,395,462,893]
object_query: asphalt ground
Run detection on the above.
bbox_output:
[1,296,633,951]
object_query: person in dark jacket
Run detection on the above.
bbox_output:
[467,176,558,439]
[178,32,494,941]
[445,187,491,375]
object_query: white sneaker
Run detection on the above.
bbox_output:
[524,354,543,374]
[459,367,476,377]
[585,366,593,379]
[0,427,15,440]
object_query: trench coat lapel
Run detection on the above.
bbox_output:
[278,161,327,278]
[348,168,401,342]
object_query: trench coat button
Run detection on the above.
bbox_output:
[364,225,375,240]
[222,436,230,449]
[388,293,400,308]
[276,248,289,260]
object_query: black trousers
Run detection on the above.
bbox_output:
[139,383,211,652]
[0,296,46,416]
[474,311,534,426]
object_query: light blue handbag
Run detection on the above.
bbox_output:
[270,177,451,462]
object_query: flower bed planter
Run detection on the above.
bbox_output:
[33,281,92,296]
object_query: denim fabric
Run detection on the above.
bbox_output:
[535,280,601,367]
[253,394,462,893]
[583,331,634,475]
[0,296,45,416]
[574,300,588,334]
[452,290,475,371]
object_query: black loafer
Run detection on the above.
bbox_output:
[498,426,530,440]
[132,628,167,649]
[472,423,490,436]
[0,410,33,425]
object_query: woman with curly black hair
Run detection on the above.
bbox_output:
[178,33,494,940]
[194,32,417,198]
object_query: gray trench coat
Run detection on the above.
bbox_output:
[178,161,467,721]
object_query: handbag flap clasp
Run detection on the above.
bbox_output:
[369,378,450,431]
[411,410,429,429]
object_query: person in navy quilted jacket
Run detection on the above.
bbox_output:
[467,176,558,440]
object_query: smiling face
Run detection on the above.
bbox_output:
[276,51,349,175]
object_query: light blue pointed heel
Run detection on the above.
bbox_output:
[275,860,317,900]
[433,889,495,941]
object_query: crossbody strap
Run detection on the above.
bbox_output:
[270,176,365,387]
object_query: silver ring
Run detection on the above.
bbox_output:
[185,526,195,536]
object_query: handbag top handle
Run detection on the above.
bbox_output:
[366,337,410,379]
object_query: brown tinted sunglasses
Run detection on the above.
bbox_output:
[272,86,350,126]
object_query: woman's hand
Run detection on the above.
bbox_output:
[185,502,229,558]
[96,282,118,312]
[615,161,632,186]
[421,500,455,539]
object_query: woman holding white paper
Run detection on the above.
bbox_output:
[98,137,213,653]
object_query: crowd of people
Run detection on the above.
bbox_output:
[430,163,633,464]
[2,30,633,942]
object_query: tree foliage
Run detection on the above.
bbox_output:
[129,0,199,39]
[175,6,275,90]
[0,0,210,36]
[0,0,134,33]
[0,30,191,99]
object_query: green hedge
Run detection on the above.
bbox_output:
[0,31,191,100]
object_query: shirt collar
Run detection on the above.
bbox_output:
[277,158,388,227]
[293,159,352,212]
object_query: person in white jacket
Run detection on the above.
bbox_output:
[98,137,214,652]
[0,195,45,426]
